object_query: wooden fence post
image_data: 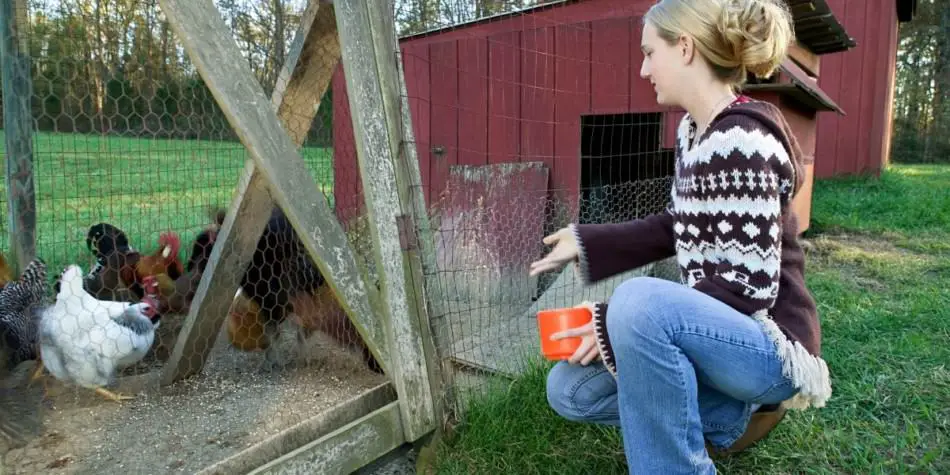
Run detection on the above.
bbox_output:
[0,0,37,273]
[334,0,441,441]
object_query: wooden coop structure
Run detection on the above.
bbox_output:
[1,0,444,472]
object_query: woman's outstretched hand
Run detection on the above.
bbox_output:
[550,321,600,365]
[529,227,579,277]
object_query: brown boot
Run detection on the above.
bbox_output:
[706,404,787,457]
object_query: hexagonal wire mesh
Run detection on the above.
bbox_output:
[380,1,677,417]
[0,0,388,472]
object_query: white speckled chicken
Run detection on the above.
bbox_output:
[37,265,161,402]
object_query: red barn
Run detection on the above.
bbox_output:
[814,0,918,178]
[332,0,915,238]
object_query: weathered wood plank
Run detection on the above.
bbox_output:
[162,0,338,384]
[248,401,404,475]
[158,0,388,383]
[334,0,438,440]
[272,0,341,145]
[0,0,37,273]
[197,382,396,475]
[392,30,450,434]
[162,159,274,384]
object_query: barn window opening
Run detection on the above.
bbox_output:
[579,112,675,224]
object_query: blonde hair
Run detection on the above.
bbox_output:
[644,0,795,86]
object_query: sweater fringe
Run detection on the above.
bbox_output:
[753,312,832,410]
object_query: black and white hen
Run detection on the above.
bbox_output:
[0,257,49,368]
[0,257,49,445]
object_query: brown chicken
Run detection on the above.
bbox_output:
[0,252,14,289]
[83,226,184,302]
[226,289,266,351]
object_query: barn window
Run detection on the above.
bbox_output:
[579,112,675,224]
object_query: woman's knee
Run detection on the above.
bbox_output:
[545,361,617,422]
[606,276,679,343]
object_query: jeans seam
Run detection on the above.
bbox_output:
[567,366,610,417]
[671,326,778,356]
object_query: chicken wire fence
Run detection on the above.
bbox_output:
[0,0,389,473]
[356,1,679,417]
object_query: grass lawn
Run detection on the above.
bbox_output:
[429,164,950,474]
[0,131,333,280]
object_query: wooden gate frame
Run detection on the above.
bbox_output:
[154,0,444,469]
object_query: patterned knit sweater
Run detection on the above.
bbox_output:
[571,97,831,410]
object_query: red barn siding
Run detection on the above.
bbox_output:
[457,38,489,168]
[815,0,902,178]
[332,0,901,234]
[520,27,556,170]
[429,41,459,203]
[488,31,522,165]
[552,22,590,208]
[591,18,632,113]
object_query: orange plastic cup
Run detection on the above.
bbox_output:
[537,306,593,361]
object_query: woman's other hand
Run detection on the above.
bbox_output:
[550,321,600,365]
[529,227,579,276]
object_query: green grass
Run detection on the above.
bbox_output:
[430,164,950,474]
[0,131,333,278]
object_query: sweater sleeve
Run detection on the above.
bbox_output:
[690,115,791,316]
[570,205,676,285]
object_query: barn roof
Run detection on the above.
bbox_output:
[400,0,856,55]
[743,59,845,114]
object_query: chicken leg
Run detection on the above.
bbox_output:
[94,387,135,402]
[29,358,44,383]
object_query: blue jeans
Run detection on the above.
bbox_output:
[546,277,799,474]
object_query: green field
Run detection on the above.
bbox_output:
[0,131,333,278]
[429,164,950,474]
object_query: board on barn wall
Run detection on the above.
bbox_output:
[553,21,591,220]
[591,17,631,113]
[429,40,459,205]
[458,37,489,168]
[488,31,522,166]
[520,26,556,180]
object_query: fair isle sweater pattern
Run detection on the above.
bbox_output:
[572,98,832,410]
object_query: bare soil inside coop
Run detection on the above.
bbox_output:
[1,324,388,474]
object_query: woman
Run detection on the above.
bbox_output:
[528,0,831,473]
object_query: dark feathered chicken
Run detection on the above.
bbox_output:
[0,257,49,445]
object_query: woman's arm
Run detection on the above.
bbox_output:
[571,205,677,285]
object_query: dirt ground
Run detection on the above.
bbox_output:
[0,323,388,474]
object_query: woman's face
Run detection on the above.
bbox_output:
[639,22,688,107]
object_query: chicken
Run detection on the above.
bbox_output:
[287,284,382,373]
[83,223,184,302]
[209,208,382,373]
[226,288,266,352]
[36,265,161,402]
[0,258,48,446]
[0,258,49,369]
[0,251,15,290]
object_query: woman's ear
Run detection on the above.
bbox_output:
[678,35,695,65]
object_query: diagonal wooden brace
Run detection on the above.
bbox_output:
[159,0,389,384]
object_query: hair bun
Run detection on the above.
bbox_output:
[717,0,794,79]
